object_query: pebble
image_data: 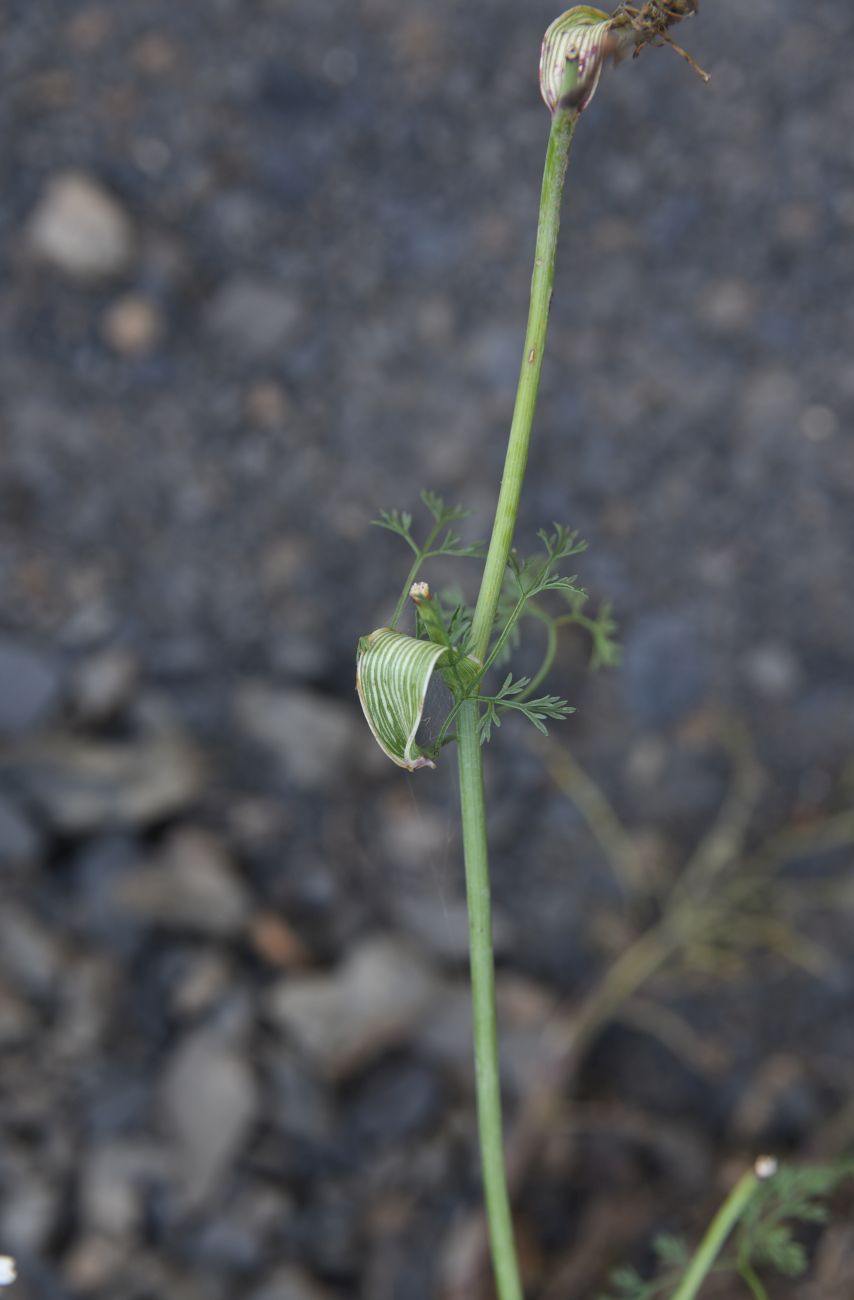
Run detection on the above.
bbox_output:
[393,892,513,965]
[695,276,756,333]
[416,974,560,1097]
[171,951,234,1018]
[27,171,134,280]
[70,648,139,724]
[0,793,43,866]
[0,636,60,735]
[343,1056,444,1152]
[0,905,61,998]
[267,1048,335,1144]
[248,1266,334,1300]
[159,1029,258,1206]
[0,1169,59,1253]
[235,683,360,791]
[623,614,709,729]
[205,276,302,360]
[741,641,802,700]
[115,827,251,937]
[102,294,162,357]
[0,985,34,1047]
[267,935,440,1080]
[11,730,205,833]
[81,1141,171,1238]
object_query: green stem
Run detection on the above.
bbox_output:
[469,100,579,662]
[520,615,559,700]
[454,68,581,1300]
[670,1168,761,1300]
[457,700,522,1300]
[738,1262,769,1300]
[390,519,446,628]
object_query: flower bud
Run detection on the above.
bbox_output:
[540,7,614,114]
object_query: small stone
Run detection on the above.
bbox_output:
[132,32,178,74]
[246,381,292,427]
[0,794,42,866]
[116,828,251,936]
[741,642,801,700]
[0,906,61,998]
[12,730,205,833]
[103,295,162,357]
[267,1048,334,1143]
[344,1057,444,1151]
[268,935,440,1079]
[70,648,139,724]
[0,986,34,1047]
[378,789,449,874]
[206,276,301,360]
[159,1029,258,1206]
[250,913,312,969]
[695,276,755,333]
[248,1266,334,1300]
[1,1169,59,1253]
[81,1141,171,1237]
[0,636,60,735]
[623,614,709,729]
[27,171,134,280]
[235,683,359,791]
[417,974,559,1097]
[64,1235,127,1291]
[393,892,513,965]
[172,952,234,1017]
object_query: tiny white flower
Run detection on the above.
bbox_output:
[0,1256,16,1286]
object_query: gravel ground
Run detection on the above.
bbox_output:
[1,1,854,1297]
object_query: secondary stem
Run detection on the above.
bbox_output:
[670,1167,761,1300]
[456,68,581,1300]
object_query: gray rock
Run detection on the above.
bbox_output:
[26,171,134,280]
[0,984,34,1046]
[235,683,359,791]
[0,905,61,997]
[267,935,440,1079]
[248,1266,334,1300]
[159,1029,258,1206]
[70,648,139,724]
[393,892,513,965]
[0,636,60,735]
[10,730,205,833]
[205,276,302,360]
[741,642,802,700]
[0,793,42,866]
[81,1141,171,1238]
[267,1047,335,1143]
[416,974,560,1097]
[623,614,709,729]
[115,827,251,936]
[171,951,235,1018]
[1,1172,60,1254]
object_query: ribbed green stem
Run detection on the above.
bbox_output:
[455,72,581,1300]
[670,1168,761,1300]
[457,699,522,1300]
[470,102,579,662]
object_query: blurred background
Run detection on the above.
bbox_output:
[2,1,854,1297]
